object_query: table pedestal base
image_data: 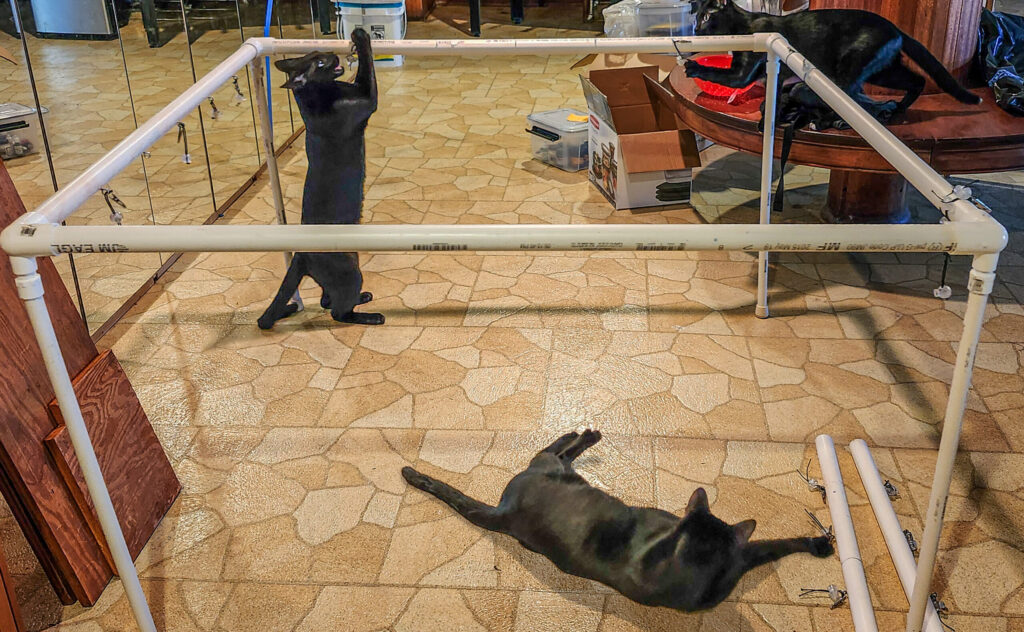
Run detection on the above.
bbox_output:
[824,170,911,224]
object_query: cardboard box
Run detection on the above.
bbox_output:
[581,65,701,210]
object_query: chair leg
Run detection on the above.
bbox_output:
[469,0,481,35]
[511,0,524,24]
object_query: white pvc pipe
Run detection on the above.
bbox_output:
[11,257,156,632]
[0,221,999,258]
[755,47,780,319]
[29,42,260,226]
[849,440,945,632]
[265,34,767,56]
[250,58,302,311]
[816,434,879,632]
[906,253,998,632]
[766,34,1006,238]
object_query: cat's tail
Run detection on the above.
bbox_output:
[900,34,982,105]
[401,466,506,532]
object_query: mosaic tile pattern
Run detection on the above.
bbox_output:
[1,2,1023,631]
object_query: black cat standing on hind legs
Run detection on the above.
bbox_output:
[685,1,981,120]
[403,429,833,612]
[258,27,384,330]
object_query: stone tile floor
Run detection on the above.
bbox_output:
[3,2,1024,631]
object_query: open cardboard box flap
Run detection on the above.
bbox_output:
[587,65,660,108]
[581,65,702,171]
[620,130,700,173]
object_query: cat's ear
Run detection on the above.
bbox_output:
[280,66,314,90]
[685,488,709,515]
[733,519,756,543]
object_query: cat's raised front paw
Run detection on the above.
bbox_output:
[808,535,834,558]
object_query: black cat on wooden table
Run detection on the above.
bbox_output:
[685,1,981,121]
[402,428,833,612]
[258,27,384,330]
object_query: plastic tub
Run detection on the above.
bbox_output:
[0,103,47,161]
[336,1,406,67]
[636,0,694,37]
[603,0,640,38]
[526,109,589,172]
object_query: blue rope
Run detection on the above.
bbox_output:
[264,0,274,128]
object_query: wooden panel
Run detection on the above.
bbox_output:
[657,69,1024,174]
[405,0,435,20]
[0,467,73,604]
[0,538,25,632]
[46,350,180,570]
[0,158,112,604]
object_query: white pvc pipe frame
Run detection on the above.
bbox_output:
[0,35,1008,632]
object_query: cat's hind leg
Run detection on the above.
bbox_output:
[865,60,925,116]
[559,428,602,462]
[534,429,601,465]
[258,258,305,330]
[402,467,507,531]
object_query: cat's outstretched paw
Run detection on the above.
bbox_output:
[359,291,373,305]
[808,535,834,558]
[337,310,385,326]
[683,58,705,79]
[350,27,371,47]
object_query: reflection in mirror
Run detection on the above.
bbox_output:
[238,0,310,146]
[6,0,163,333]
[118,3,219,230]
[0,1,88,323]
[182,1,261,211]
[0,7,75,629]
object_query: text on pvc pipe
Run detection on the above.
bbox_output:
[54,243,129,253]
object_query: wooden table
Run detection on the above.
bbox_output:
[651,0,1012,223]
[650,71,1024,222]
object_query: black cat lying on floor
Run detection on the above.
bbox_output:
[402,429,833,612]
[258,27,383,330]
[685,1,981,120]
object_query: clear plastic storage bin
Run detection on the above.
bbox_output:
[0,103,46,161]
[636,0,694,37]
[526,109,589,172]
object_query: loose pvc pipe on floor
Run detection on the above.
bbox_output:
[755,47,780,319]
[816,434,879,632]
[849,440,945,632]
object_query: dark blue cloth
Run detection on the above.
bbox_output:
[978,9,1024,116]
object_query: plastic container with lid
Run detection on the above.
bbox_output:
[335,0,407,67]
[635,0,695,37]
[0,103,47,161]
[526,108,590,172]
[602,0,640,38]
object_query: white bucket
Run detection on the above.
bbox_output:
[336,1,407,67]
